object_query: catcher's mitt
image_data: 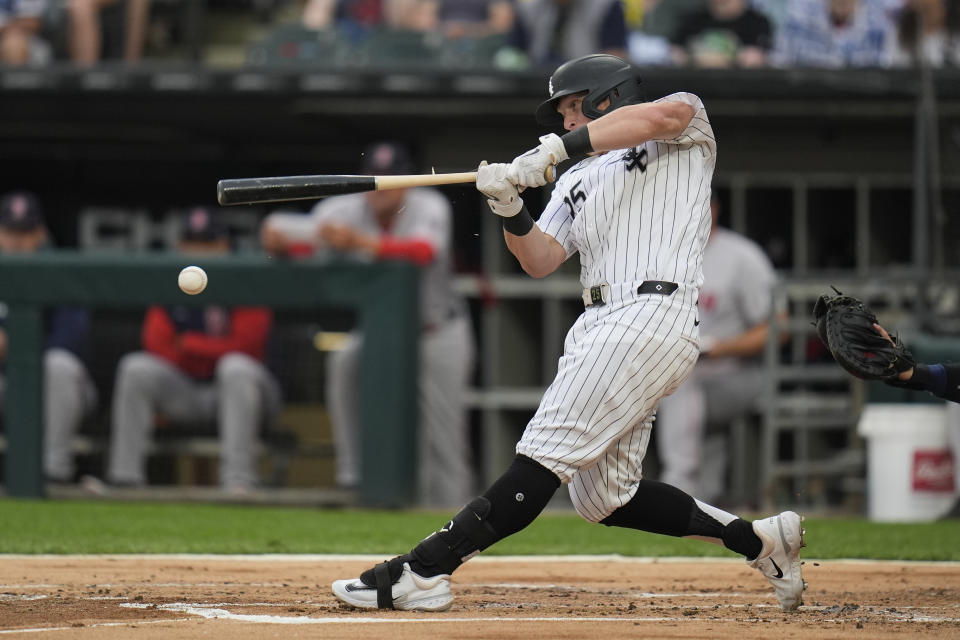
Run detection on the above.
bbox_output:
[813,289,916,381]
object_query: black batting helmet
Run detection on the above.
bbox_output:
[535,54,644,127]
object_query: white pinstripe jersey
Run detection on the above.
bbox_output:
[536,92,717,290]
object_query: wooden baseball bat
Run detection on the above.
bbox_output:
[216,167,555,206]
[217,172,478,206]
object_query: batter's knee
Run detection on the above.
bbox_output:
[568,490,615,523]
[567,474,635,523]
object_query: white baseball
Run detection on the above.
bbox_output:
[178,265,207,295]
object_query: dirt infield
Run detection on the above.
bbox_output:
[1,555,958,639]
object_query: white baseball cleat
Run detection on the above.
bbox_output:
[748,510,806,612]
[332,561,453,612]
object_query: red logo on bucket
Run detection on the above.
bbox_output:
[912,450,955,492]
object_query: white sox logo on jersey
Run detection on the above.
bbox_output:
[623,147,647,172]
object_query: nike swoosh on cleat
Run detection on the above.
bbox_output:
[770,559,784,579]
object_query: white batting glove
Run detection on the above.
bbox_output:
[476,161,523,217]
[507,133,569,188]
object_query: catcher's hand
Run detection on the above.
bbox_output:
[812,289,916,381]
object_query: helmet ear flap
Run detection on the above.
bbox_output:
[581,73,642,120]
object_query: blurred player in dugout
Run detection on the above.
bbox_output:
[101,207,282,494]
[260,141,477,508]
[655,192,786,505]
[0,191,97,485]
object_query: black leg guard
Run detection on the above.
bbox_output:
[481,454,561,538]
[361,455,560,586]
[415,454,560,575]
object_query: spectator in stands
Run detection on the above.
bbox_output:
[302,0,436,36]
[749,0,790,34]
[260,141,476,508]
[771,0,894,68]
[890,0,960,67]
[0,191,97,485]
[0,0,50,66]
[670,0,773,68]
[655,193,785,505]
[627,0,705,65]
[101,207,282,495]
[67,0,150,65]
[499,0,628,70]
[432,0,514,40]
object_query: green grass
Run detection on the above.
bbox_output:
[1,499,958,560]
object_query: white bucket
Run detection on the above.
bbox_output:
[857,403,957,522]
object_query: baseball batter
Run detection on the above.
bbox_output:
[332,54,805,613]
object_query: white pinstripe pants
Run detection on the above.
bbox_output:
[517,290,700,522]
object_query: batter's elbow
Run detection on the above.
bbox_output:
[521,263,554,279]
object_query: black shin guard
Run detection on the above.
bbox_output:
[371,455,560,582]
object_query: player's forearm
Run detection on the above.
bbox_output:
[504,226,564,278]
[891,362,960,403]
[580,102,694,153]
[709,324,768,359]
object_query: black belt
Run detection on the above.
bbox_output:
[582,280,679,308]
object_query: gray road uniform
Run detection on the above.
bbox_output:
[656,226,779,502]
[286,188,476,507]
[516,92,716,522]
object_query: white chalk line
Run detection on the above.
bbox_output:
[3,589,956,617]
[0,618,195,634]
[133,603,960,626]
[6,612,959,635]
